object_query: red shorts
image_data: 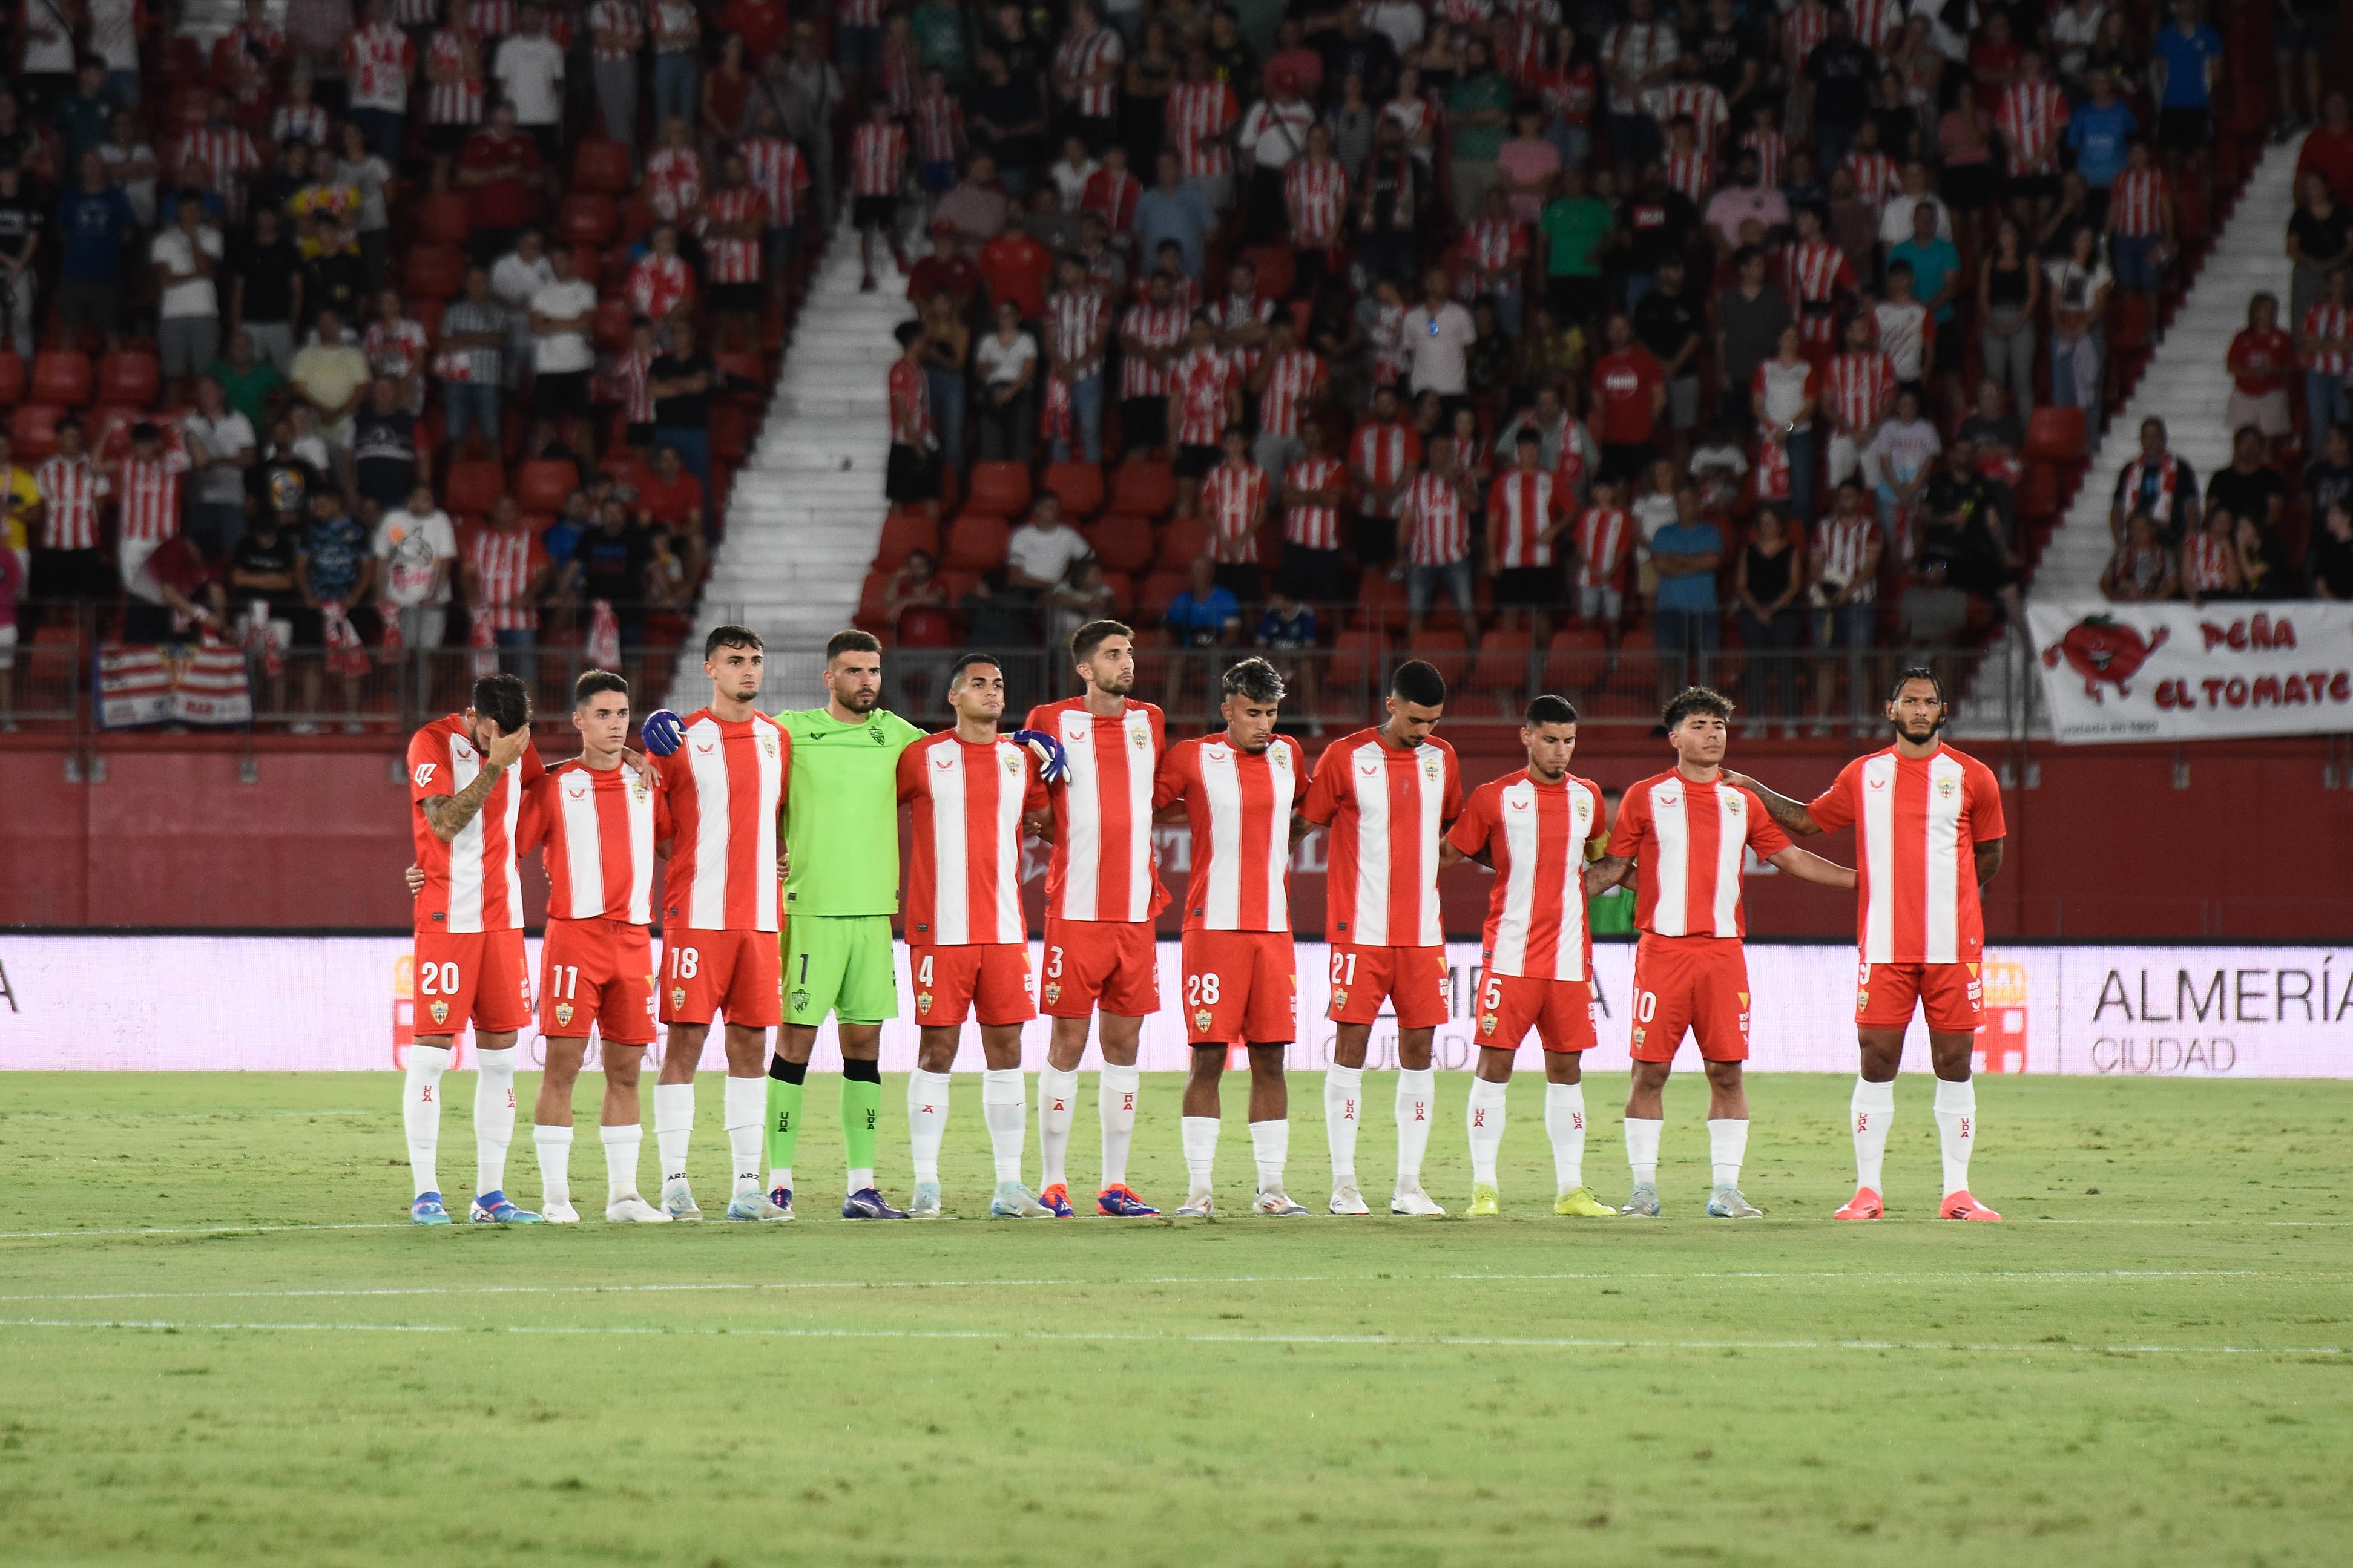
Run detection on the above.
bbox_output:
[1628,934,1752,1063]
[912,943,1036,1027]
[412,928,533,1038]
[1473,969,1598,1055]
[1326,942,1449,1029]
[539,917,656,1045]
[657,927,782,1028]
[1179,928,1296,1045]
[1039,916,1160,1018]
[1855,960,1983,1033]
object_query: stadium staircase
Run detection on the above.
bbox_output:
[2030,140,2303,600]
[666,220,913,707]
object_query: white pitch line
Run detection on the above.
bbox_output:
[0,1316,2340,1357]
[0,1268,2286,1307]
[0,1110,381,1123]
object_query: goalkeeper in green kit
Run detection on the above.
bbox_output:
[765,631,929,1219]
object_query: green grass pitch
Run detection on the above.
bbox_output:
[1,1070,2348,1567]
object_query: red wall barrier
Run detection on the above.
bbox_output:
[4,735,2349,936]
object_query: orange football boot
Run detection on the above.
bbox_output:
[1834,1186,1884,1221]
[1938,1190,2002,1221]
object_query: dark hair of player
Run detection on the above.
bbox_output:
[704,623,762,660]
[1071,618,1132,661]
[1222,656,1286,704]
[826,629,883,661]
[1660,686,1735,730]
[1889,664,1946,704]
[1390,658,1447,708]
[949,651,1002,683]
[574,670,628,707]
[472,673,531,735]
[1525,694,1579,727]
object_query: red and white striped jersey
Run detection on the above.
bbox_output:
[426,29,486,125]
[1254,347,1324,438]
[1211,290,1276,380]
[1200,460,1271,563]
[346,24,416,113]
[911,88,963,165]
[1153,732,1309,933]
[270,102,332,148]
[1024,696,1167,924]
[1166,80,1239,177]
[1573,505,1628,589]
[1283,455,1347,550]
[1447,768,1608,981]
[1784,237,1855,347]
[1055,24,1124,117]
[1535,58,1598,125]
[1808,743,2003,965]
[179,125,262,210]
[2109,166,2169,237]
[1780,1,1828,69]
[1169,347,1234,446]
[848,120,905,198]
[1872,298,1929,384]
[1440,0,1493,24]
[587,0,642,61]
[364,317,430,386]
[1455,215,1530,288]
[654,709,787,933]
[1850,0,1902,48]
[1607,769,1789,939]
[889,357,934,447]
[699,186,769,284]
[1752,357,1817,431]
[837,0,883,26]
[1825,348,1897,431]
[1080,166,1142,238]
[742,136,809,229]
[1995,80,2068,175]
[2182,531,2233,593]
[1401,471,1470,566]
[645,145,704,221]
[1659,80,1728,151]
[391,0,438,26]
[898,730,1046,946]
[606,344,657,424]
[111,452,189,544]
[407,713,548,934]
[1555,436,1588,501]
[1488,468,1562,568]
[469,0,516,38]
[466,525,542,632]
[1753,427,1791,501]
[1047,288,1110,378]
[1119,300,1190,397]
[36,455,101,551]
[524,759,666,925]
[1664,147,1714,204]
[1348,420,1421,516]
[1811,511,1881,603]
[1302,728,1463,949]
[1285,156,1349,246]
[1844,149,1897,210]
[1739,125,1787,188]
[626,252,694,321]
[2305,303,2352,375]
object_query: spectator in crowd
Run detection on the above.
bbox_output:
[648,317,717,488]
[2177,505,2240,606]
[182,377,257,560]
[293,488,374,733]
[530,243,601,462]
[1647,481,1722,694]
[152,200,225,405]
[2301,271,2353,439]
[1920,437,2024,626]
[971,298,1038,463]
[225,206,300,372]
[2111,417,2201,545]
[0,163,41,356]
[2286,170,2351,340]
[436,266,508,456]
[289,305,370,492]
[352,376,426,513]
[1005,493,1093,606]
[1734,505,1805,728]
[2224,293,2298,453]
[1164,553,1241,649]
[1713,244,1787,430]
[56,149,136,348]
[1978,217,2041,416]
[459,102,547,266]
[2305,422,2353,533]
[1136,149,1214,284]
[2045,223,2112,418]
[2206,425,2290,537]
[462,494,553,681]
[374,482,458,649]
[2231,508,2292,598]
[1045,556,1117,653]
[2311,500,2353,599]
[639,444,706,539]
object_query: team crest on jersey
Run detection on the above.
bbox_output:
[1043,982,1061,1005]
[1937,775,1959,798]
[1131,728,1148,750]
[869,723,889,744]
[429,1000,449,1025]
[630,775,649,802]
[1725,794,1743,815]
[762,734,778,759]
[789,988,810,1015]
[1003,752,1021,775]
[671,986,687,1011]
[915,991,933,1014]
[555,1002,574,1028]
[1193,1007,1213,1032]
[1422,755,1441,781]
[1479,1011,1499,1037]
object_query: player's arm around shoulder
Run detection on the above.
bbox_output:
[1439,782,1493,870]
[1721,766,1827,835]
[1285,735,1318,846]
[1584,776,1644,896]
[1151,737,1193,821]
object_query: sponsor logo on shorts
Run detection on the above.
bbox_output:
[1737,991,1752,1040]
[1193,1006,1213,1032]
[1042,981,1061,1005]
[429,999,449,1025]
[555,1002,574,1028]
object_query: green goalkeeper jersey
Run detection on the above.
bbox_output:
[776,704,929,917]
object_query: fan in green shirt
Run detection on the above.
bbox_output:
[766,631,929,1219]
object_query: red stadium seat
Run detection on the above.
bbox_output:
[2018,461,2060,523]
[1096,568,1134,614]
[1355,572,1406,631]
[558,192,617,248]
[601,449,654,494]
[8,404,64,460]
[0,351,24,406]
[404,244,467,301]
[418,191,472,245]
[441,458,508,514]
[710,403,749,464]
[1085,513,1155,572]
[2024,407,2087,465]
[1407,629,1468,689]
[874,509,940,569]
[1110,458,1174,517]
[855,568,890,628]
[97,350,161,408]
[574,139,634,194]
[1470,628,1533,690]
[515,459,579,513]
[1155,514,1209,569]
[944,512,1012,569]
[593,296,634,352]
[31,351,93,407]
[897,606,959,648]
[1542,626,1609,689]
[408,297,445,340]
[1242,245,1294,301]
[1042,460,1105,518]
[1326,629,1374,692]
[963,461,1033,516]
[1136,569,1188,621]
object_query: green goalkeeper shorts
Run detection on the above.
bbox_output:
[782,914,900,1027]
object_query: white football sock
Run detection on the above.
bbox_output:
[1544,1082,1588,1193]
[846,1168,874,1196]
[1036,1064,1079,1190]
[1248,1118,1289,1191]
[1624,1117,1662,1185]
[401,1044,452,1198]
[473,1046,518,1197]
[907,1069,952,1183]
[982,1069,1027,1183]
[768,1166,794,1192]
[533,1124,573,1210]
[723,1075,765,1196]
[653,1081,695,1187]
[1323,1064,1363,1187]
[1852,1077,1897,1191]
[1708,1118,1749,1188]
[1466,1077,1509,1184]
[1394,1068,1436,1190]
[1180,1115,1219,1192]
[600,1122,643,1203]
[1099,1063,1140,1187]
[1933,1078,1977,1195]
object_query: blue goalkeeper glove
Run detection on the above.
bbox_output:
[1010,728,1069,784]
[640,709,685,757]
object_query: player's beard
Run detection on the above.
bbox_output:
[1091,671,1136,698]
[837,684,881,714]
[1894,712,1946,745]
